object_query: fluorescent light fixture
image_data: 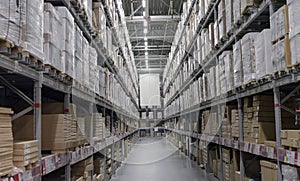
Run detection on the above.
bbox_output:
[142,0,146,8]
[144,41,148,46]
[143,11,146,17]
[145,46,148,50]
[144,37,147,41]
[144,28,147,34]
[145,52,148,56]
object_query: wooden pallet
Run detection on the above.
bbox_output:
[273,70,288,79]
[272,34,289,45]
[243,80,257,89]
[15,160,38,171]
[287,62,300,73]
[235,86,244,92]
[257,75,273,84]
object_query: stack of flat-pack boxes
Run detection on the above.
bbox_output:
[93,113,105,142]
[222,106,236,139]
[0,108,13,176]
[71,157,93,181]
[231,109,239,139]
[222,147,234,181]
[13,140,38,171]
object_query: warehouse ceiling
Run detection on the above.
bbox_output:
[122,0,183,74]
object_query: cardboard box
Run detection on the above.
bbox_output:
[260,160,278,181]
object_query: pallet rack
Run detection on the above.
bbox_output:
[161,0,300,181]
[0,0,140,180]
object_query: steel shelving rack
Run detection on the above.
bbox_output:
[0,0,140,180]
[161,0,298,181]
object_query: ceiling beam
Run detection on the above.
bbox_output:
[130,36,174,40]
[125,15,180,22]
[132,48,171,51]
[138,68,164,74]
[135,57,168,61]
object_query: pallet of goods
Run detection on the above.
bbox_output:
[13,140,38,171]
[0,108,13,176]
[71,157,93,181]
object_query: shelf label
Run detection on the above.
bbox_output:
[253,145,261,155]
[285,150,295,165]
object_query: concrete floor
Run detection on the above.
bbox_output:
[111,137,217,181]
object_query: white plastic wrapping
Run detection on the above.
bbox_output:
[23,0,44,60]
[214,21,219,47]
[43,3,63,71]
[202,74,208,102]
[225,0,233,34]
[290,34,300,66]
[215,64,221,97]
[82,38,90,87]
[98,67,106,97]
[224,51,234,92]
[255,29,273,79]
[208,67,216,99]
[89,47,97,91]
[92,2,106,44]
[233,40,243,87]
[287,0,300,38]
[0,0,24,46]
[57,7,75,78]
[282,164,300,181]
[75,25,83,60]
[270,5,289,42]
[82,0,92,28]
[241,32,258,84]
[233,0,241,24]
[271,38,290,72]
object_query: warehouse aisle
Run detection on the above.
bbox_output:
[111,137,216,181]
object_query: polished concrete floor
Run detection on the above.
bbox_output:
[111,137,217,181]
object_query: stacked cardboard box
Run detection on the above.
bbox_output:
[0,108,13,176]
[13,140,38,170]
[260,160,278,181]
[218,0,226,40]
[93,113,105,142]
[233,40,243,88]
[231,109,239,139]
[72,157,93,181]
[222,147,234,181]
[243,96,276,143]
[222,106,236,139]
[282,164,300,180]
[281,130,300,148]
[201,110,210,134]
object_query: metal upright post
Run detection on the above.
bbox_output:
[217,105,223,181]
[64,90,71,181]
[238,98,245,180]
[274,87,283,181]
[34,72,42,173]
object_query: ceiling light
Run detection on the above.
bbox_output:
[143,11,146,17]
[145,52,148,56]
[143,20,148,27]
[144,37,147,41]
[142,0,146,8]
[144,28,147,34]
[145,46,148,51]
[144,41,148,46]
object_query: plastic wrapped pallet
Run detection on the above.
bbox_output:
[233,0,241,25]
[75,25,83,83]
[241,32,258,84]
[208,67,216,99]
[202,74,208,102]
[215,64,221,97]
[270,5,289,43]
[106,27,113,57]
[92,2,106,44]
[271,38,291,72]
[241,0,262,15]
[82,38,90,87]
[82,0,92,28]
[225,0,233,34]
[255,29,273,80]
[233,40,243,87]
[287,0,300,38]
[22,0,44,60]
[89,46,97,92]
[218,0,226,40]
[0,1,24,46]
[57,7,75,78]
[282,164,300,181]
[290,34,300,66]
[214,21,220,47]
[224,51,234,92]
[43,3,63,72]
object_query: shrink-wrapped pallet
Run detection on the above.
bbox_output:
[202,74,208,102]
[241,33,258,84]
[82,38,90,87]
[82,0,92,28]
[208,66,216,99]
[106,27,113,57]
[215,64,221,97]
[22,0,44,60]
[57,7,75,78]
[271,38,291,72]
[214,21,220,47]
[225,0,233,34]
[89,47,97,92]
[43,3,63,71]
[255,29,273,79]
[233,40,243,87]
[270,5,289,43]
[290,34,300,66]
[287,0,300,38]
[92,2,106,44]
[0,1,24,46]
[233,0,241,24]
[218,0,226,39]
[75,25,83,83]
[224,51,234,92]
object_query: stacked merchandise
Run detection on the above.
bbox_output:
[43,3,63,72]
[0,108,13,176]
[57,7,75,78]
[281,130,300,149]
[98,67,106,97]
[282,164,300,180]
[233,40,243,88]
[222,147,234,181]
[82,38,90,87]
[89,47,98,92]
[215,64,221,97]
[241,33,258,84]
[71,157,93,181]
[208,66,216,99]
[94,157,105,181]
[93,113,105,142]
[225,0,233,35]
[202,110,219,136]
[217,0,226,41]
[271,5,291,72]
[0,0,43,60]
[287,0,300,67]
[13,114,78,152]
[13,140,38,170]
[81,0,92,28]
[233,0,241,25]
[260,160,278,181]
[222,106,236,139]
[231,109,239,139]
[92,2,106,45]
[75,25,83,83]
[255,29,272,80]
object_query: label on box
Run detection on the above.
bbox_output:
[285,150,295,165]
[253,144,261,155]
[233,141,239,149]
